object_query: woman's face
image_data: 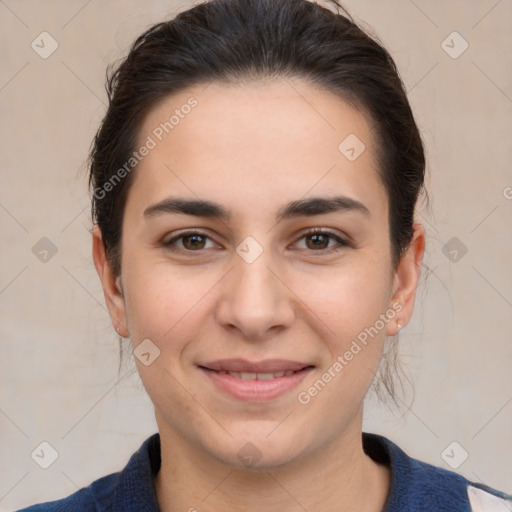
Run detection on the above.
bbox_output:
[94,78,423,469]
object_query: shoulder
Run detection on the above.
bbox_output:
[363,432,512,512]
[14,485,100,511]
[466,483,512,512]
[15,433,161,512]
[406,457,512,511]
[15,472,120,512]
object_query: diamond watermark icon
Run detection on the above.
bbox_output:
[237,442,262,467]
[31,31,59,59]
[32,237,58,263]
[442,236,468,263]
[133,338,161,366]
[441,441,469,469]
[441,31,468,59]
[338,134,366,161]
[236,236,263,264]
[31,441,59,469]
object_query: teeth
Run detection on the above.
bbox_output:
[226,370,294,380]
[257,372,274,380]
[258,371,285,380]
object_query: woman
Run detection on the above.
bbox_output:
[18,0,512,510]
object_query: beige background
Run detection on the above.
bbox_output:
[1,0,511,510]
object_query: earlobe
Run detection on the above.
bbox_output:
[386,222,425,337]
[92,226,129,338]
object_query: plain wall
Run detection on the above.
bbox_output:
[1,0,511,510]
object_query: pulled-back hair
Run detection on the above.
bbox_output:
[89,0,426,404]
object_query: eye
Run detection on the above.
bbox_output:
[161,228,348,255]
[162,231,219,252]
[294,229,348,253]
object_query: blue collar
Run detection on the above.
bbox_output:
[84,431,507,511]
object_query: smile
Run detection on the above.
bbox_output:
[198,359,314,401]
[216,370,296,380]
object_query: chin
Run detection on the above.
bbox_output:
[208,426,312,472]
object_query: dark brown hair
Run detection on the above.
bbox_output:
[89,0,427,403]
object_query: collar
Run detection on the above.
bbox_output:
[94,431,473,511]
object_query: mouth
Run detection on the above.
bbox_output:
[197,359,315,401]
[206,369,300,380]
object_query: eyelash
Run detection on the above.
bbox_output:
[161,228,348,255]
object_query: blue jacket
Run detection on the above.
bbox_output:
[17,432,512,511]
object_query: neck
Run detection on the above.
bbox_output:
[153,411,390,512]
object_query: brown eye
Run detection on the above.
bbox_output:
[162,231,218,252]
[181,234,207,250]
[295,229,348,253]
[305,233,331,250]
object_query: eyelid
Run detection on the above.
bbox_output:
[161,227,349,255]
[162,229,220,250]
[292,227,349,251]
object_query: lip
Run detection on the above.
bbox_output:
[198,358,310,373]
[198,359,314,402]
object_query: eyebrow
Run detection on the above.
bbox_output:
[143,195,370,222]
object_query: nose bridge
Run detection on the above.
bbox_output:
[215,240,294,339]
[235,249,277,305]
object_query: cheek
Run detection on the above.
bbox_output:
[293,256,393,342]
[121,261,214,401]
[122,255,221,350]
[292,263,392,418]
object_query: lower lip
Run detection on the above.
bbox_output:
[200,367,313,402]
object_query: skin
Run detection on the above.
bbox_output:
[93,77,425,511]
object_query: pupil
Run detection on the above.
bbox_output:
[308,234,327,249]
[185,235,204,250]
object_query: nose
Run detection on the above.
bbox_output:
[214,247,295,341]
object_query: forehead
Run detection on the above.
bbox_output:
[127,78,385,221]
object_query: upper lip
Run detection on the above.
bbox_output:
[198,359,313,373]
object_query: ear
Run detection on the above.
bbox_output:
[92,225,129,338]
[386,222,425,336]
